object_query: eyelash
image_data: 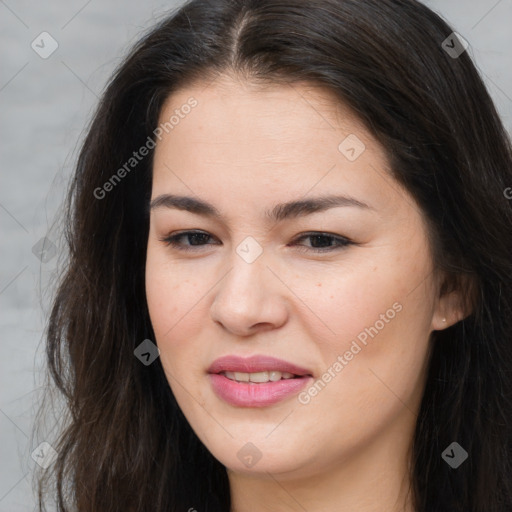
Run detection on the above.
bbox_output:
[158,230,352,253]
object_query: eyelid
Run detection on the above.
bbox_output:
[291,232,352,251]
[158,229,352,253]
[158,230,218,252]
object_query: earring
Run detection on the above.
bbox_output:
[442,318,447,323]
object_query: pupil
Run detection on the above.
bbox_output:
[189,233,208,245]
[311,235,331,248]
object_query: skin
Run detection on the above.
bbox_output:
[145,74,464,512]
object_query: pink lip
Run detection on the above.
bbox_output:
[207,355,312,376]
[208,355,313,408]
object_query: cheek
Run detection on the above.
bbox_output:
[145,248,201,373]
[297,274,432,434]
[289,263,405,354]
[145,243,203,338]
[307,242,434,355]
[294,252,433,400]
[145,245,220,414]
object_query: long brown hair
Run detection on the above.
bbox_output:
[36,0,512,510]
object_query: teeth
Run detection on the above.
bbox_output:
[222,371,297,383]
[249,371,269,383]
[269,371,281,382]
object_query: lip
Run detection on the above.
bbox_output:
[208,355,313,408]
[207,355,312,376]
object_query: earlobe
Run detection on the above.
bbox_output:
[432,310,460,331]
[431,284,473,331]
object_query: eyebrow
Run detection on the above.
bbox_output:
[149,193,373,222]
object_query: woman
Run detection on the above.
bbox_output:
[37,0,512,510]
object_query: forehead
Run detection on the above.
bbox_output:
[157,75,367,148]
[151,75,409,218]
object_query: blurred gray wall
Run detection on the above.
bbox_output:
[1,0,511,509]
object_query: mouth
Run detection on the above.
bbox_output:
[220,370,304,383]
[207,355,313,407]
[207,354,313,377]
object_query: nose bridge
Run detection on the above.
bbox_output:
[219,236,270,302]
[210,236,288,332]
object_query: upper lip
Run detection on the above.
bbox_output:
[207,355,313,376]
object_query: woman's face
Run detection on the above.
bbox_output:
[145,76,450,479]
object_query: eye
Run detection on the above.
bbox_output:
[289,232,352,253]
[159,230,352,253]
[159,230,218,252]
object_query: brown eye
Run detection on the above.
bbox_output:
[290,232,352,253]
[159,230,218,251]
[159,230,352,254]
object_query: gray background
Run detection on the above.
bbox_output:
[1,0,511,510]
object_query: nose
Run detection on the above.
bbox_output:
[210,250,289,336]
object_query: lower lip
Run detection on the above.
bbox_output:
[209,373,312,407]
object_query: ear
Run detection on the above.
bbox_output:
[431,272,477,331]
